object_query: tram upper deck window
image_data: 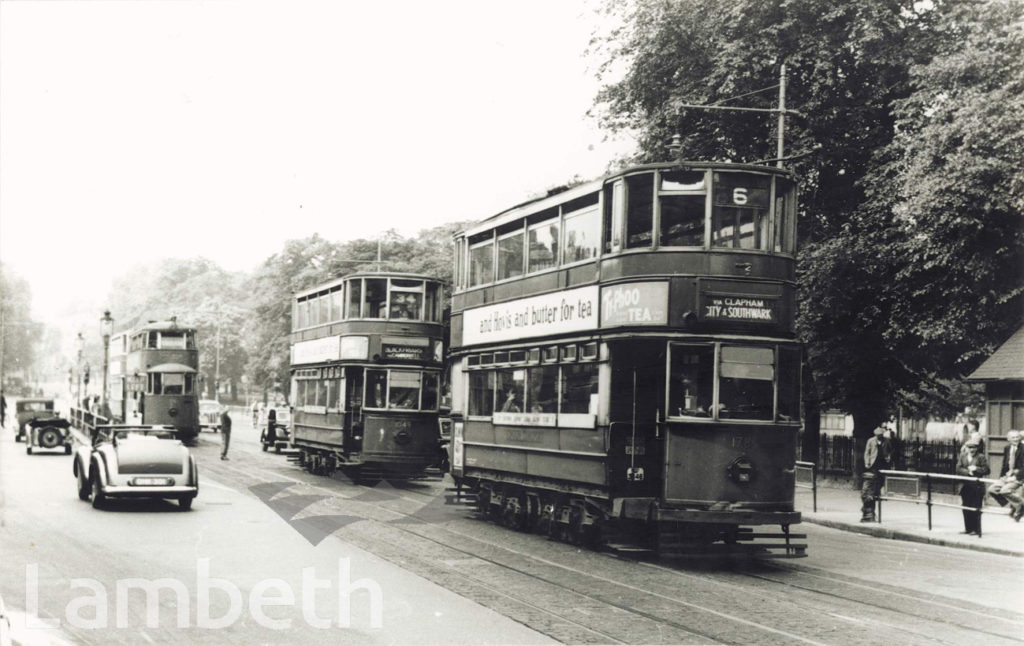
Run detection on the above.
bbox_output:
[712,173,771,250]
[469,237,494,287]
[718,345,774,420]
[659,171,706,248]
[365,278,387,319]
[528,216,559,273]
[389,279,423,320]
[424,282,440,322]
[497,229,525,280]
[563,205,600,263]
[668,344,714,417]
[158,331,189,350]
[319,292,330,324]
[330,287,343,322]
[347,279,362,318]
[626,173,654,249]
[773,178,797,255]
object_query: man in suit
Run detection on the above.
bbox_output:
[956,438,990,535]
[988,430,1023,521]
[860,427,893,522]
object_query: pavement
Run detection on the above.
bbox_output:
[796,480,1024,557]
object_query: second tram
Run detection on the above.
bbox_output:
[289,272,447,478]
[108,318,201,443]
[448,161,805,557]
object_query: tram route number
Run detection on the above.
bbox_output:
[625,444,646,455]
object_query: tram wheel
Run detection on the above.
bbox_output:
[503,493,527,531]
[475,487,492,519]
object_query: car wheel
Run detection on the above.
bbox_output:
[26,445,32,455]
[76,467,90,501]
[90,469,106,509]
[262,442,268,452]
[178,496,194,511]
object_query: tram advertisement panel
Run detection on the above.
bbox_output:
[600,282,668,327]
[462,285,599,345]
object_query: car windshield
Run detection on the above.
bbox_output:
[18,402,53,412]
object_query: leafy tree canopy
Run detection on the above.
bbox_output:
[591,0,1023,435]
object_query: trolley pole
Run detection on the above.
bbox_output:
[777,64,786,168]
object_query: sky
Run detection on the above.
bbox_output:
[0,0,636,326]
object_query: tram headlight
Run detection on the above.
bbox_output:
[726,456,755,484]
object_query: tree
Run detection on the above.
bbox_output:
[0,264,42,391]
[874,0,1024,382]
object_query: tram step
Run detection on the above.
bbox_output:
[737,533,807,540]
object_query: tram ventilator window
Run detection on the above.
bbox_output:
[717,346,774,421]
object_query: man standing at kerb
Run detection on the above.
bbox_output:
[220,407,232,460]
[861,427,893,522]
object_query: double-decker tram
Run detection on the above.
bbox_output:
[122,319,201,443]
[289,272,446,478]
[448,161,805,558]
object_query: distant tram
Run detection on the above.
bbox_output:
[108,319,201,443]
[448,161,805,557]
[289,272,446,477]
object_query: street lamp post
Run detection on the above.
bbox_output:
[75,332,84,409]
[101,311,114,409]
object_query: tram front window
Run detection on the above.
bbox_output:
[389,371,421,409]
[718,345,774,420]
[668,344,714,417]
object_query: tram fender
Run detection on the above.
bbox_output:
[613,497,658,520]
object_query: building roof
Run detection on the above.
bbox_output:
[968,326,1024,382]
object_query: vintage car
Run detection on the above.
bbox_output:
[25,415,73,455]
[14,398,58,442]
[198,399,225,432]
[73,425,199,510]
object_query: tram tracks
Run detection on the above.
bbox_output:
[198,448,1024,645]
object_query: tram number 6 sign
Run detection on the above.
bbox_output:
[732,187,748,205]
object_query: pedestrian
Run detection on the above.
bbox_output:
[956,437,990,535]
[220,408,232,460]
[987,430,1024,521]
[860,426,893,522]
[0,390,6,429]
[251,400,260,427]
[263,407,277,448]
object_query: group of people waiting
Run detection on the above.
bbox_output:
[860,422,1024,534]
